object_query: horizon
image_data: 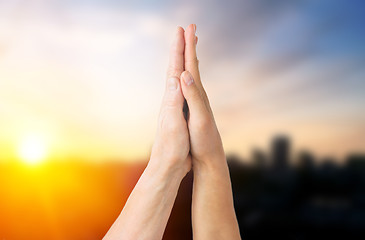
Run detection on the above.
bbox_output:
[1,134,364,166]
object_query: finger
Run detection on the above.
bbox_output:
[184,24,197,62]
[184,24,202,89]
[184,25,212,111]
[167,26,185,79]
[180,71,209,120]
[184,24,211,107]
[160,76,185,117]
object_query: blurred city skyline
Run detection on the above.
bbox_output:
[1,0,365,163]
[1,133,364,239]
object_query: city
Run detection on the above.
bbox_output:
[1,135,364,239]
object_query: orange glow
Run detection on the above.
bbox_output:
[0,161,145,239]
[18,134,48,165]
[1,0,365,239]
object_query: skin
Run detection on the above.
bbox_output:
[103,27,190,240]
[182,24,242,240]
[104,24,241,240]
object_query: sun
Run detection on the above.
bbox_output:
[18,134,48,165]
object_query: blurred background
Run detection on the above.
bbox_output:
[0,0,364,239]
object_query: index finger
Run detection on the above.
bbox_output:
[184,24,211,109]
[166,26,185,80]
[184,24,201,87]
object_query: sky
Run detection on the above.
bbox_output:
[0,0,364,163]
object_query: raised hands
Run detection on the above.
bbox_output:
[149,26,191,179]
[104,25,241,240]
[103,26,191,240]
[182,24,242,240]
[180,24,226,171]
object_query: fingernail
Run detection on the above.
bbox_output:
[168,77,178,90]
[183,72,194,86]
[193,24,196,33]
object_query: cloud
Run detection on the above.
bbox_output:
[1,0,364,161]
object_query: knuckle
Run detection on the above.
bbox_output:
[164,97,178,108]
[162,90,180,108]
[184,57,199,65]
[163,95,182,110]
[166,66,182,79]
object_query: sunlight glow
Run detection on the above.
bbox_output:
[18,134,48,164]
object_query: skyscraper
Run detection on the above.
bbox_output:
[252,148,266,169]
[271,135,290,169]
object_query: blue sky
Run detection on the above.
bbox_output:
[0,0,364,162]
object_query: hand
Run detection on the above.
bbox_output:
[104,25,240,240]
[179,24,226,170]
[149,27,191,178]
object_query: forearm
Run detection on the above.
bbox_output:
[104,159,184,240]
[192,157,241,240]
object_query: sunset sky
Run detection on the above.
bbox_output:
[1,0,364,163]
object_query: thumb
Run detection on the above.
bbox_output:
[160,76,185,114]
[180,71,209,119]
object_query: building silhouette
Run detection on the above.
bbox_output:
[223,135,365,240]
[271,135,290,170]
[252,148,266,169]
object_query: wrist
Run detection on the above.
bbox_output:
[193,154,229,177]
[193,148,226,169]
[147,155,188,182]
